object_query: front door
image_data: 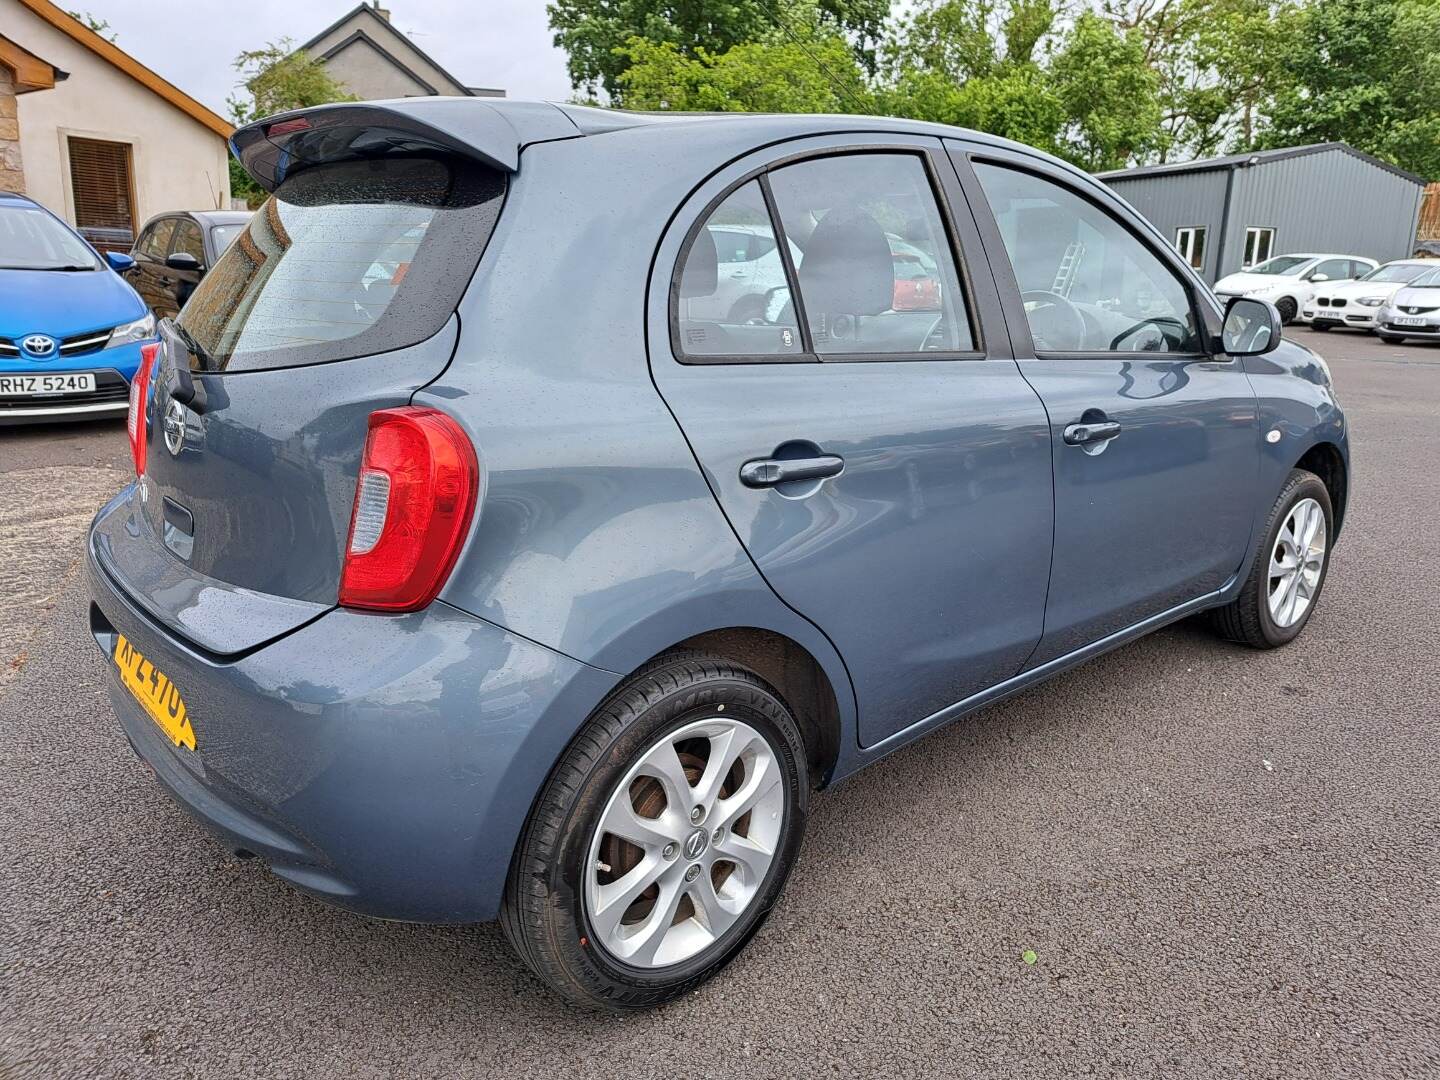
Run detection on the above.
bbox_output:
[956,146,1259,665]
[652,138,1055,746]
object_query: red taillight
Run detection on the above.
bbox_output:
[127,342,159,476]
[339,407,479,612]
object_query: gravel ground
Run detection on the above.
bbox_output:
[1,328,1437,1079]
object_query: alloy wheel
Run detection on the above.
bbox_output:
[1267,496,1327,628]
[584,717,785,969]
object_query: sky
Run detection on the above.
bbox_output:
[73,0,575,117]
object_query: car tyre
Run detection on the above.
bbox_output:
[500,649,809,1011]
[1275,297,1297,325]
[1210,468,1333,649]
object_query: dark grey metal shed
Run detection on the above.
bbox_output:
[1097,143,1426,283]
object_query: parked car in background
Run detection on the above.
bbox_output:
[127,210,253,320]
[89,101,1349,1012]
[0,191,155,425]
[1213,253,1377,325]
[1303,259,1440,331]
[1375,265,1440,343]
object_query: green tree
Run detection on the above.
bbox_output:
[617,29,869,112]
[225,39,358,207]
[1049,11,1164,170]
[549,0,888,99]
[66,9,116,40]
[1261,0,1440,178]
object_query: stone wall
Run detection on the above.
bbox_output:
[0,63,23,194]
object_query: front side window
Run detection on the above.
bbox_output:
[0,204,102,271]
[1243,227,1276,268]
[176,156,505,373]
[1175,226,1206,271]
[171,220,205,264]
[974,162,1201,354]
[136,219,175,261]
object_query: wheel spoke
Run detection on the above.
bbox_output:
[689,871,741,939]
[599,791,683,850]
[637,740,695,811]
[714,752,781,831]
[623,875,688,966]
[691,726,753,811]
[713,832,773,884]
[589,855,667,941]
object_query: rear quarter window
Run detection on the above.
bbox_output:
[177,157,505,372]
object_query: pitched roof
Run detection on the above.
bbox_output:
[0,31,67,92]
[1097,142,1425,187]
[12,0,232,138]
[300,3,475,97]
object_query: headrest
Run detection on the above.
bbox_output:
[800,206,893,317]
[680,226,718,298]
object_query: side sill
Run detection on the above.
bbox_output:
[856,583,1232,759]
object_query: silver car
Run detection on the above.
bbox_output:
[1376,265,1440,343]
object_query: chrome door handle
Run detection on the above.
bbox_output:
[739,454,845,488]
[1063,421,1121,446]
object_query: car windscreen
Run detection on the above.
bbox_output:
[0,204,102,271]
[1407,267,1440,288]
[1362,263,1430,284]
[175,156,505,372]
[1248,256,1309,275]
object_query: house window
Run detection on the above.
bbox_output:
[1174,226,1206,271]
[1242,226,1275,269]
[67,137,136,253]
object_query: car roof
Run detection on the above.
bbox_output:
[233,98,1103,194]
[139,209,253,228]
[0,191,39,207]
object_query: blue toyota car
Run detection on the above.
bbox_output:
[87,101,1347,1010]
[0,191,155,425]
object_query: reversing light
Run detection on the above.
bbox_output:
[339,407,479,612]
[127,342,159,476]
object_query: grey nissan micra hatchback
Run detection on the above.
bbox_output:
[87,99,1348,1010]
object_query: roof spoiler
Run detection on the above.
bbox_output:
[230,99,573,192]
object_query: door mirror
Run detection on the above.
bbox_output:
[105,251,135,273]
[1220,296,1280,356]
[166,252,203,273]
[1307,272,1329,282]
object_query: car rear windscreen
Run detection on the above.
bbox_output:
[176,156,505,372]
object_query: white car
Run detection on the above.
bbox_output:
[1374,265,1440,343]
[1303,259,1440,332]
[1213,253,1378,325]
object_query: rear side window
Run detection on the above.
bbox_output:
[673,151,975,362]
[177,157,505,372]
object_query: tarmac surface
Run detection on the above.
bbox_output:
[1,328,1437,1078]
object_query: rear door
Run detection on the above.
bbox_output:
[652,136,1055,747]
[93,151,507,654]
[953,144,1259,665]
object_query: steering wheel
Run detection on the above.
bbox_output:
[1108,316,1190,352]
[1021,291,1087,351]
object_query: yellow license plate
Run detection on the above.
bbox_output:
[113,633,196,751]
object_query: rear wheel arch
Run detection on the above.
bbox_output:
[1294,441,1347,538]
[670,627,842,789]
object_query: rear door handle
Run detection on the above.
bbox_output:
[740,454,845,488]
[1063,421,1122,446]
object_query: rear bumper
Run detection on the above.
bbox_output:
[87,526,618,923]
